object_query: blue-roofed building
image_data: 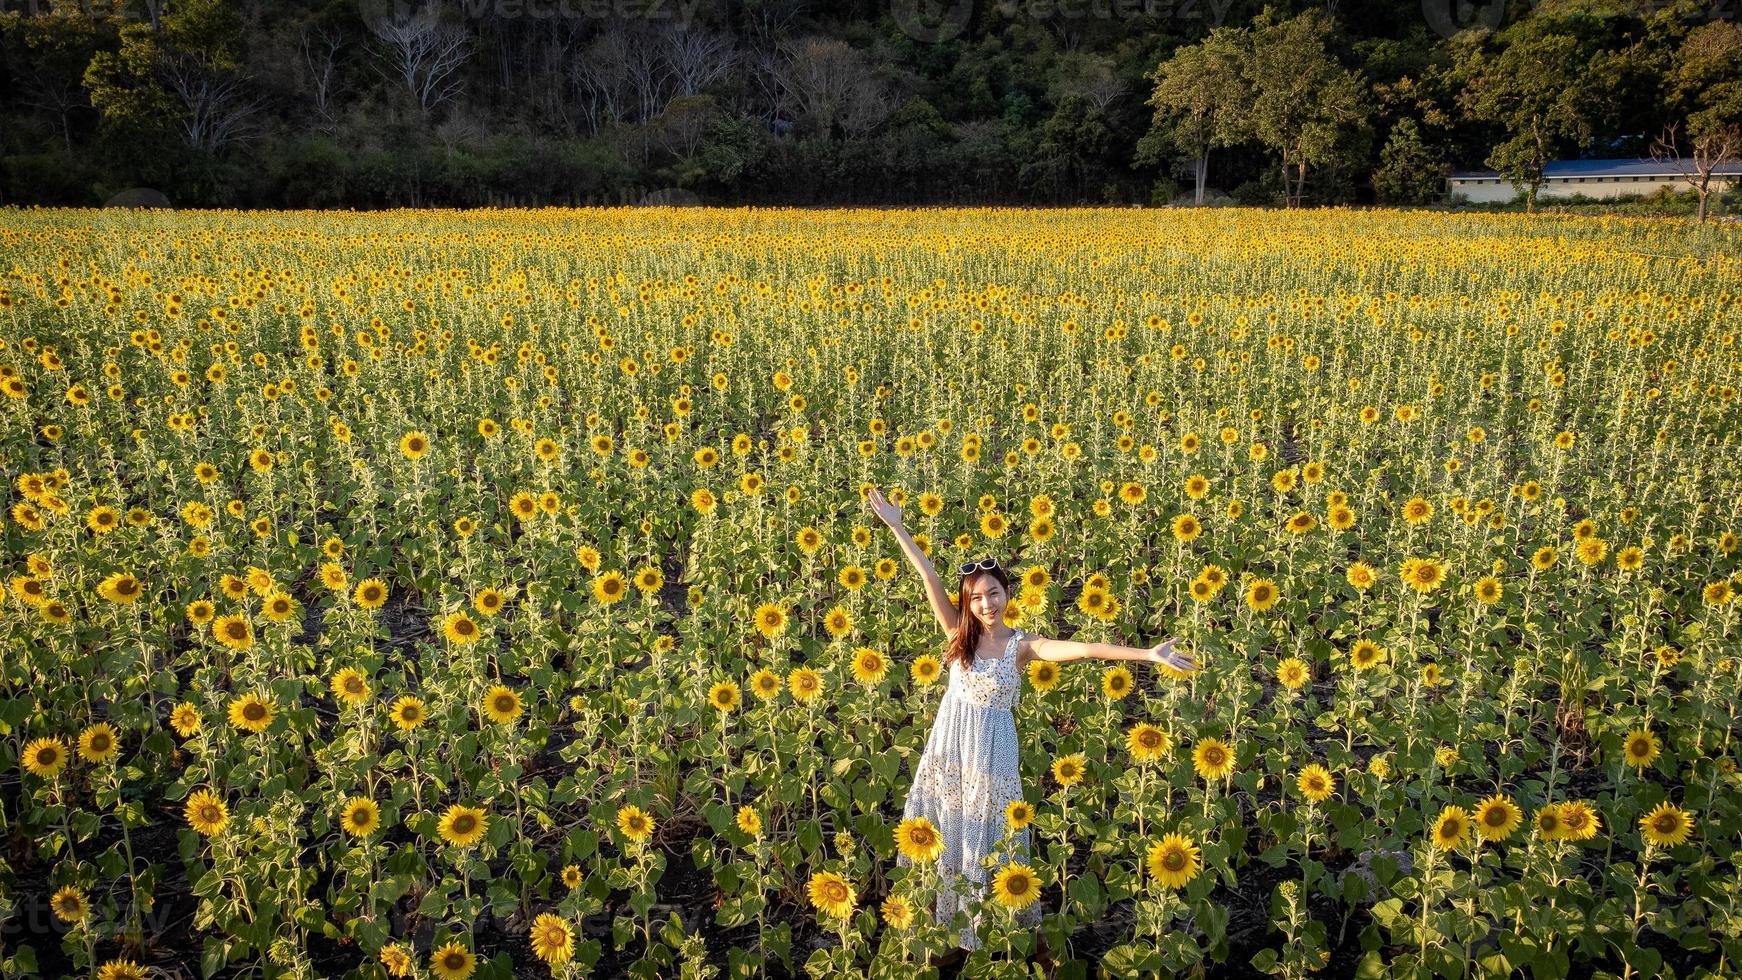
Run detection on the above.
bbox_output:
[1448,158,1742,204]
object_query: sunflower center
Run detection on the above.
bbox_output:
[36,747,58,765]
[454,815,476,834]
[1163,850,1186,871]
[243,703,266,721]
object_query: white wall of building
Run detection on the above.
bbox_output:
[1449,173,1740,204]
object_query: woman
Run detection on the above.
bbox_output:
[868,486,1198,966]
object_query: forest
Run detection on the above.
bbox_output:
[0,0,1737,208]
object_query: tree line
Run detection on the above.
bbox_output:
[0,0,1737,211]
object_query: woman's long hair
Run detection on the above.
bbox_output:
[943,565,1013,674]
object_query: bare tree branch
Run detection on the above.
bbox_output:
[366,7,473,118]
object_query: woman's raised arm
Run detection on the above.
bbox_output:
[1027,633,1198,671]
[866,486,959,635]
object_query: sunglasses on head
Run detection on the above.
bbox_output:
[959,557,1001,576]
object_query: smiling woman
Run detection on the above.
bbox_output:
[866,485,1196,960]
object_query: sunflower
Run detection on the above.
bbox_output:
[1473,576,1503,605]
[428,941,476,980]
[22,737,68,778]
[850,647,887,685]
[1348,639,1385,671]
[77,722,120,764]
[51,884,87,923]
[1051,752,1087,787]
[736,805,763,837]
[97,571,145,604]
[353,578,388,609]
[1245,577,1280,612]
[752,602,788,638]
[1006,798,1035,831]
[168,703,202,738]
[617,804,655,844]
[1703,580,1732,606]
[482,685,524,724]
[561,864,583,889]
[95,959,148,980]
[881,893,916,930]
[1622,728,1660,770]
[1401,496,1433,525]
[442,610,482,645]
[1345,561,1377,591]
[1126,722,1171,763]
[438,804,489,849]
[1172,514,1202,541]
[1557,800,1601,841]
[319,564,348,591]
[184,788,230,836]
[807,870,855,919]
[379,943,414,978]
[473,587,506,617]
[341,797,381,837]
[788,666,823,703]
[228,693,275,733]
[1101,665,1135,700]
[1639,801,1694,848]
[1276,657,1309,690]
[708,680,741,712]
[330,667,371,707]
[389,695,426,731]
[1535,805,1565,841]
[529,913,575,966]
[895,816,945,862]
[1474,795,1523,842]
[1285,511,1317,534]
[211,614,255,651]
[261,591,297,622]
[1430,805,1471,851]
[991,862,1043,909]
[749,668,783,700]
[1192,737,1236,781]
[1296,764,1335,804]
[1026,659,1060,692]
[1146,833,1201,890]
[1401,556,1446,594]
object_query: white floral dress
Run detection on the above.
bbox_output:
[898,628,1043,949]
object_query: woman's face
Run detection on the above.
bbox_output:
[963,573,1007,630]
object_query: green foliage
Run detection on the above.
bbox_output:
[1372,119,1448,205]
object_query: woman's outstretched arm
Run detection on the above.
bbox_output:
[1029,633,1198,671]
[865,486,959,635]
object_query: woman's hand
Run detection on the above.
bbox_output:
[866,486,904,531]
[1145,637,1199,672]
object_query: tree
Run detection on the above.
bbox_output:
[1372,118,1448,205]
[1660,20,1742,221]
[0,2,106,152]
[1243,9,1370,208]
[1021,93,1114,203]
[1454,4,1630,213]
[366,4,472,120]
[1143,27,1249,206]
[777,37,889,140]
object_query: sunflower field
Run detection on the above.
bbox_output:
[2,206,1742,980]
